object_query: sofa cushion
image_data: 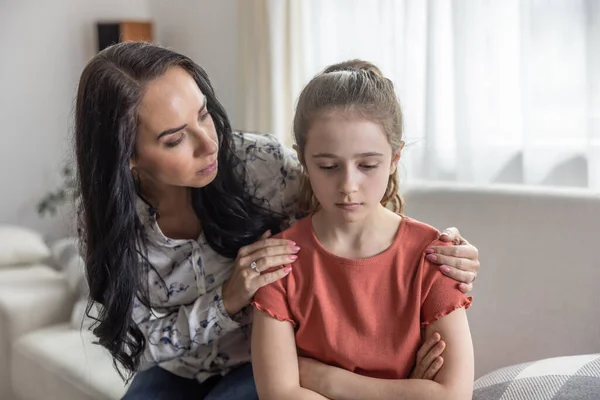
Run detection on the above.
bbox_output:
[0,225,51,267]
[48,237,86,295]
[11,324,128,400]
[473,354,600,400]
[0,265,71,400]
[48,237,79,270]
[0,264,60,284]
[47,237,93,330]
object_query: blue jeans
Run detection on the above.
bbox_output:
[122,363,258,400]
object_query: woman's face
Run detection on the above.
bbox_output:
[132,67,219,193]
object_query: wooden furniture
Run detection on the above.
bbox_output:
[96,21,153,52]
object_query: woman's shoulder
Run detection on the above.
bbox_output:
[231,131,291,161]
[230,131,301,179]
[231,131,302,220]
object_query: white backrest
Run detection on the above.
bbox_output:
[403,182,600,377]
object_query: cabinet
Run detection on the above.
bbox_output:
[96,21,154,52]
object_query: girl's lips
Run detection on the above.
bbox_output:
[335,203,362,211]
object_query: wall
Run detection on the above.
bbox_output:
[0,0,240,239]
[148,0,240,127]
[0,0,151,239]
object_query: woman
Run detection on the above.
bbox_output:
[75,42,480,400]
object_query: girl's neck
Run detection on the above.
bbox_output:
[311,205,402,259]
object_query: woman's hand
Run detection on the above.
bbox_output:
[222,230,299,316]
[410,332,445,380]
[426,227,480,293]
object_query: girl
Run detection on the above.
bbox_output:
[252,60,474,400]
[75,42,480,400]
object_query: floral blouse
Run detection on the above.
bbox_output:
[131,132,301,381]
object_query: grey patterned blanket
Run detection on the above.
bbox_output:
[473,354,600,400]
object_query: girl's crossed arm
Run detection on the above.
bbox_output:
[296,309,474,400]
[252,309,330,400]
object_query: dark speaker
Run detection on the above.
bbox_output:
[97,23,121,52]
[96,21,154,52]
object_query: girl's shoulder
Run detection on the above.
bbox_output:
[399,216,445,248]
[274,215,313,240]
[387,216,450,266]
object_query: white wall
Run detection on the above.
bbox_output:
[148,0,240,126]
[0,0,239,239]
[0,0,151,239]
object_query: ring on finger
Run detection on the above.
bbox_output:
[249,261,258,271]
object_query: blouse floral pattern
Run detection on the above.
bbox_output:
[131,132,301,381]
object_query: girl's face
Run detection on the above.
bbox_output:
[131,67,219,193]
[303,111,400,222]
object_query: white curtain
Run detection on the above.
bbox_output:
[237,0,311,146]
[238,0,600,189]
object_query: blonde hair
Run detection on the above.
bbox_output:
[293,60,405,214]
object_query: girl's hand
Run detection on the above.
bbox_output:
[410,332,445,380]
[222,230,299,316]
[426,227,480,293]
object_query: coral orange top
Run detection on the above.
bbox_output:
[252,215,472,379]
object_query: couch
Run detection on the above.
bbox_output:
[404,182,600,398]
[0,233,127,400]
[1,182,599,399]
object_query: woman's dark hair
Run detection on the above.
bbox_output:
[75,41,282,379]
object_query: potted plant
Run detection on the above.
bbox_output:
[37,164,79,217]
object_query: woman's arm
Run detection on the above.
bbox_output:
[133,284,243,366]
[134,232,294,367]
[251,309,329,400]
[300,309,474,400]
